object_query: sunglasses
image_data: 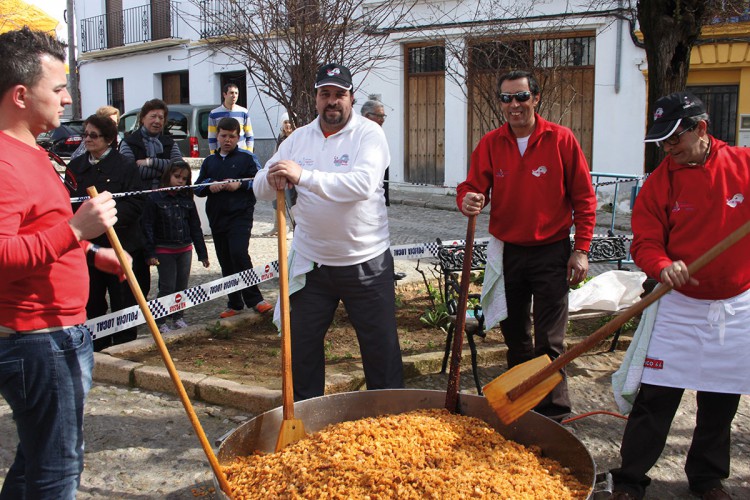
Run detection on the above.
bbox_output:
[657,123,697,148]
[82,131,103,139]
[499,91,532,104]
[47,151,78,192]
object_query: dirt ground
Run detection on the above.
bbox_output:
[125,282,508,389]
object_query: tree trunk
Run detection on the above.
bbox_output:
[637,0,708,172]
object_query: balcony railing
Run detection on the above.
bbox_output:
[80,2,179,53]
[199,0,234,39]
[198,0,320,39]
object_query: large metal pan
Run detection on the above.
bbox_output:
[215,389,603,498]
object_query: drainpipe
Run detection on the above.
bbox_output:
[615,0,623,94]
[65,0,81,118]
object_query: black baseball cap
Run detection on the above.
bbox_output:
[314,63,353,91]
[644,91,706,142]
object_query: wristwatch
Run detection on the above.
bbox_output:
[87,244,100,267]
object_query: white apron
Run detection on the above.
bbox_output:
[641,287,750,394]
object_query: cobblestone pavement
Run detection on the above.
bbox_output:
[2,358,747,499]
[3,189,748,498]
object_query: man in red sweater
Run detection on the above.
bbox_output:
[0,28,125,499]
[457,70,596,421]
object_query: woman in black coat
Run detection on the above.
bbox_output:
[66,114,147,350]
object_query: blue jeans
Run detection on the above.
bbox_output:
[0,326,94,499]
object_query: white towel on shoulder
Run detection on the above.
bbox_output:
[480,237,508,329]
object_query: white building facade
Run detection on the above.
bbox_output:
[75,0,648,186]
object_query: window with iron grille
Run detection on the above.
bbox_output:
[687,85,738,146]
[408,46,445,74]
[469,36,595,71]
[534,37,595,67]
[470,40,531,71]
[107,78,124,115]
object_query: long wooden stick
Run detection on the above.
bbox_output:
[445,215,477,413]
[506,218,750,402]
[86,187,233,498]
[274,190,305,451]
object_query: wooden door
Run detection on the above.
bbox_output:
[467,36,595,167]
[541,68,595,166]
[405,45,445,185]
[162,73,182,104]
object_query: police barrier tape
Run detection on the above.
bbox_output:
[86,233,628,338]
[85,239,457,339]
[85,260,281,340]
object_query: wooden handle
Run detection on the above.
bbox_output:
[507,218,750,402]
[445,215,477,412]
[86,187,233,498]
[276,191,294,420]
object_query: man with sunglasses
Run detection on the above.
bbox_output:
[457,70,596,422]
[610,92,750,500]
[0,28,126,498]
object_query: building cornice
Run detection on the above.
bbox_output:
[79,38,190,61]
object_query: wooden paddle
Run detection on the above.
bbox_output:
[484,218,750,425]
[445,215,477,413]
[86,187,233,498]
[274,190,306,451]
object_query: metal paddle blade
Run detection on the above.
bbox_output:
[482,355,563,425]
[275,418,307,452]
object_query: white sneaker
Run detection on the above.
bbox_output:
[158,323,171,333]
[173,319,188,329]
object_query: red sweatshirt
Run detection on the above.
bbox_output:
[631,137,750,300]
[0,132,89,330]
[456,114,596,250]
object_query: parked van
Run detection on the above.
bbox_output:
[119,104,214,158]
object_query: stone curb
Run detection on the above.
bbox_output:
[92,300,625,415]
[92,318,509,415]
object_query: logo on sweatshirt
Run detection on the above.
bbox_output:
[333,154,350,167]
[531,166,548,177]
[671,201,696,213]
[727,193,744,208]
[644,357,664,370]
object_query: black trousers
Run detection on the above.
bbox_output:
[289,251,404,401]
[213,230,264,311]
[89,249,150,351]
[500,238,571,420]
[611,383,740,498]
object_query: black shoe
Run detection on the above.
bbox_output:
[393,272,407,282]
[691,487,732,500]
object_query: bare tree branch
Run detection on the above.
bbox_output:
[184,0,416,127]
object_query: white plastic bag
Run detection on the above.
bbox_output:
[568,270,646,312]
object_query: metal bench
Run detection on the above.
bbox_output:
[435,238,488,395]
[435,233,631,395]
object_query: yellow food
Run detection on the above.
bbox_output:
[222,409,589,499]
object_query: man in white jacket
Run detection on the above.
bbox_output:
[253,63,404,400]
